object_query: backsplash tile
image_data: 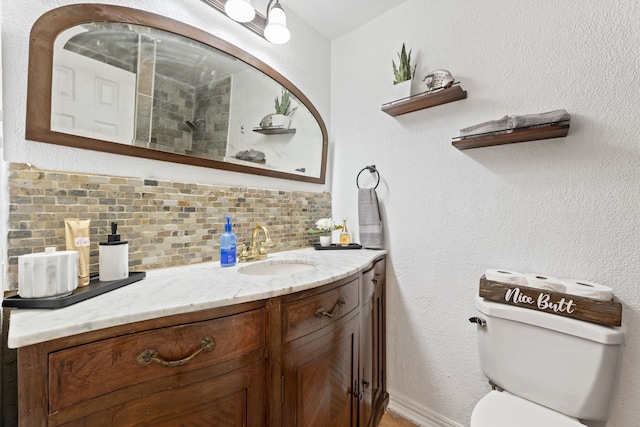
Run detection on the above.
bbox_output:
[6,163,330,290]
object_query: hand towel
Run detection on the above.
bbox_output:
[358,188,383,249]
[235,149,266,164]
[459,115,510,138]
[508,109,570,129]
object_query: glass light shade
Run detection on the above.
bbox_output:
[264,3,290,44]
[224,0,255,23]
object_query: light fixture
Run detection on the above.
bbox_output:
[224,0,255,23]
[201,0,290,44]
[264,0,290,44]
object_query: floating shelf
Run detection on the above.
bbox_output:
[452,123,570,150]
[381,84,467,117]
[253,127,296,135]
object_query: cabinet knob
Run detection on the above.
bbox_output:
[136,336,215,368]
[362,379,370,388]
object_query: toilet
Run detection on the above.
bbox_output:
[470,295,625,427]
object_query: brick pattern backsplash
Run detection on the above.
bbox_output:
[6,163,331,290]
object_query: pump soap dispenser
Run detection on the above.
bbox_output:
[99,222,129,281]
[220,216,237,267]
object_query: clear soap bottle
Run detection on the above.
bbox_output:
[220,216,237,267]
[340,218,351,246]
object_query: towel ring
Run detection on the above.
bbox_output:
[356,165,380,189]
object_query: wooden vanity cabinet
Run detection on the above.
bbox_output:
[17,255,387,427]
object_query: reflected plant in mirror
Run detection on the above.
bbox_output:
[28,4,327,183]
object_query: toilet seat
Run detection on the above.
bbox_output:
[471,390,585,426]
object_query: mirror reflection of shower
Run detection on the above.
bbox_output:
[185,119,205,131]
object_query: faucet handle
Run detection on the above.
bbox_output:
[239,243,249,260]
[258,241,268,255]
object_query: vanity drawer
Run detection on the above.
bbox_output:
[282,278,359,342]
[48,308,265,412]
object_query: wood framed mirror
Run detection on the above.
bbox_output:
[26,4,327,183]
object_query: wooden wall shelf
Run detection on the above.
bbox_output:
[381,85,467,117]
[252,127,296,135]
[452,123,570,150]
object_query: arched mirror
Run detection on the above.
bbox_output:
[26,4,327,183]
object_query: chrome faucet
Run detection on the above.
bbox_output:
[239,225,274,262]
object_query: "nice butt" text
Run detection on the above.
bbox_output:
[505,287,576,314]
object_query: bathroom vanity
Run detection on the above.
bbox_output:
[9,248,387,426]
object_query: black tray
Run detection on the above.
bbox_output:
[313,244,362,250]
[2,272,145,309]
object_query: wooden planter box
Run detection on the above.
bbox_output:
[479,275,622,327]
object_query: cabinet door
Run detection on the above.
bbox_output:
[360,260,387,427]
[360,294,374,425]
[372,274,386,408]
[282,314,359,427]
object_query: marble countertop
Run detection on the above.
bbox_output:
[8,247,386,348]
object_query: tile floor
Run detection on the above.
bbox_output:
[379,410,420,427]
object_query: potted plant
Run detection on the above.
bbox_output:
[307,218,342,247]
[261,89,298,129]
[391,43,416,101]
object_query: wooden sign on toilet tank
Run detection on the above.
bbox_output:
[478,276,622,327]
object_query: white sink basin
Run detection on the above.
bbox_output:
[238,260,317,276]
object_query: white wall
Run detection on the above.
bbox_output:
[0,0,331,193]
[331,1,639,426]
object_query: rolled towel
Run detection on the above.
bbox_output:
[524,273,566,293]
[484,269,527,285]
[508,109,570,129]
[460,115,510,138]
[235,149,266,164]
[358,188,384,249]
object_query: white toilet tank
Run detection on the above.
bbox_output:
[474,295,625,423]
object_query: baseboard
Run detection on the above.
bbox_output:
[387,393,464,427]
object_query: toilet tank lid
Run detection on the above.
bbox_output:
[475,295,625,345]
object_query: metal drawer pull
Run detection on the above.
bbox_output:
[372,273,380,284]
[136,336,216,368]
[315,297,346,318]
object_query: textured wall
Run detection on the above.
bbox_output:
[331,1,640,426]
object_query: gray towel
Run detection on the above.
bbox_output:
[459,115,510,138]
[508,109,570,129]
[358,188,383,249]
[235,149,266,164]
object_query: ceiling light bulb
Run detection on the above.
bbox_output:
[224,0,255,23]
[264,2,290,44]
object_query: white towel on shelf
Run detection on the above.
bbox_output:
[508,109,571,129]
[358,188,383,249]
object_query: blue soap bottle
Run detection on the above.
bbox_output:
[220,216,237,267]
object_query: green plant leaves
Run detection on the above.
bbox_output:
[274,89,298,116]
[392,43,416,84]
